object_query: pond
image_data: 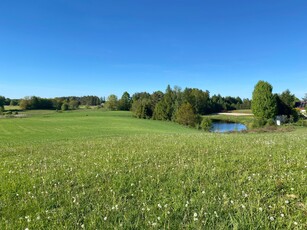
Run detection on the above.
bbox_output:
[211,122,247,133]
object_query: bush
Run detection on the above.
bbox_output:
[252,118,267,128]
[175,103,197,127]
[61,103,69,111]
[200,117,212,131]
[266,118,276,126]
[289,109,299,123]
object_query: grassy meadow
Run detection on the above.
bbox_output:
[0,110,306,229]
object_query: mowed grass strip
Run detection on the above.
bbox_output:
[0,110,198,145]
[0,111,306,229]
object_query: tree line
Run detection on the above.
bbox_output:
[0,95,103,111]
[1,81,304,128]
[104,86,252,128]
[103,83,304,128]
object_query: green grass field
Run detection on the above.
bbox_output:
[1,110,306,229]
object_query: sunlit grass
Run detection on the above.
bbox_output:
[3,105,22,111]
[0,110,306,229]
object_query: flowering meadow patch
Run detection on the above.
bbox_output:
[0,110,306,229]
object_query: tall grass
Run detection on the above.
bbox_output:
[0,110,306,229]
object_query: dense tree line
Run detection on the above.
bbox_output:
[55,96,102,106]
[2,81,302,127]
[16,95,102,110]
[104,85,252,127]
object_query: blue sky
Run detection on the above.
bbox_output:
[0,0,306,99]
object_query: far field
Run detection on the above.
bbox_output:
[0,109,306,229]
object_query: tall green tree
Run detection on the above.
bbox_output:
[163,85,176,120]
[153,100,168,120]
[152,85,177,121]
[279,89,296,108]
[175,102,197,127]
[252,81,277,119]
[0,96,5,111]
[182,88,211,114]
[151,91,164,109]
[105,94,118,110]
[118,92,132,111]
[69,99,79,110]
[131,98,152,119]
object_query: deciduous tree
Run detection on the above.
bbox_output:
[175,103,197,127]
[105,94,118,110]
[118,92,131,111]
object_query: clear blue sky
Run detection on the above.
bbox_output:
[1,0,306,99]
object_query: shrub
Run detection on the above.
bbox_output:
[252,118,267,128]
[201,117,212,131]
[266,118,276,126]
[289,109,299,123]
[175,103,197,127]
[61,103,69,111]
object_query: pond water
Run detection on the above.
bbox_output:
[211,122,247,133]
